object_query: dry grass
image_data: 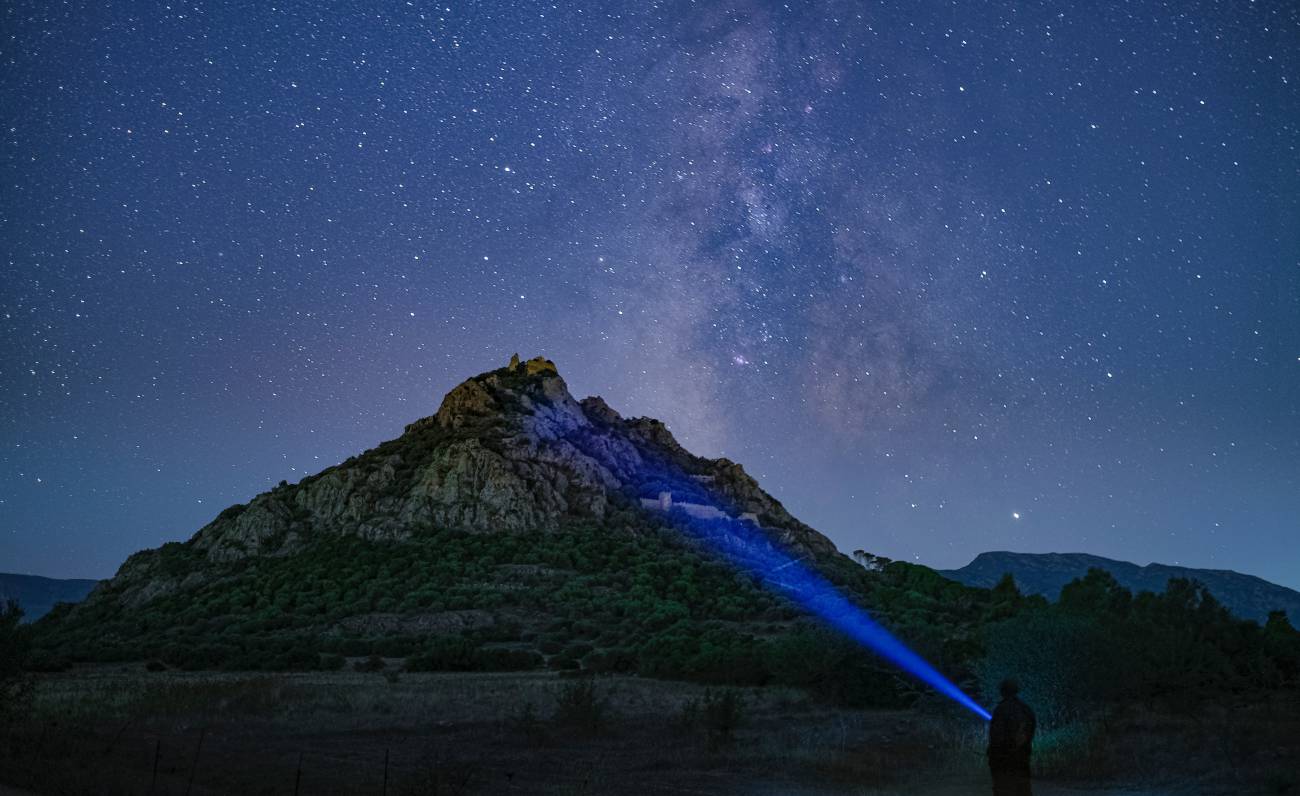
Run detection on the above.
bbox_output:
[1,667,1296,795]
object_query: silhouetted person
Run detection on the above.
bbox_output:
[988,678,1036,796]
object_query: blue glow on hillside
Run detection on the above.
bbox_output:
[669,508,992,721]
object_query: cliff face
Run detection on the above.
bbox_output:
[940,551,1300,625]
[99,356,844,609]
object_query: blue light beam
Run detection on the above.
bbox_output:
[674,510,992,721]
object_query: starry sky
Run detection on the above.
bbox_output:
[2,1,1298,590]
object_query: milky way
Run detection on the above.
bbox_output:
[2,1,1297,588]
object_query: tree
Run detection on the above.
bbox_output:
[1059,567,1131,616]
[0,600,32,718]
[1263,610,1300,683]
[992,573,1020,597]
[977,608,1118,727]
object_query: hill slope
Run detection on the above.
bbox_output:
[940,551,1300,624]
[0,573,99,622]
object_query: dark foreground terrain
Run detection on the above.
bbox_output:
[1,667,1296,795]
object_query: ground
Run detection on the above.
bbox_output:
[0,667,1295,795]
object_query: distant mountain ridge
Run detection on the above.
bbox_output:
[939,551,1300,625]
[0,573,100,622]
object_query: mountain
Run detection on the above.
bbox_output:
[940,551,1300,625]
[0,573,99,622]
[108,354,842,599]
[36,355,915,679]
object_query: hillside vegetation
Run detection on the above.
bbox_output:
[32,513,997,709]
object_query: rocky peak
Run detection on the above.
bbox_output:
[431,354,585,438]
[521,355,559,376]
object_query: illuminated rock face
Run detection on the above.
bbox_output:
[638,491,738,524]
[522,356,558,376]
[102,355,841,607]
[506,352,556,376]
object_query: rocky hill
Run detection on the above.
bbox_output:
[37,356,945,684]
[102,355,843,605]
[940,551,1300,624]
[0,573,99,622]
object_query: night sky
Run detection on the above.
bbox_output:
[3,2,1297,590]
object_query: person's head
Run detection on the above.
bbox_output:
[999,678,1020,699]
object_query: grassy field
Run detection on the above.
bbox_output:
[0,665,1296,795]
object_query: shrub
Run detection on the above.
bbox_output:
[563,643,594,659]
[682,688,746,750]
[1264,768,1298,795]
[554,677,608,732]
[512,700,546,744]
[24,650,70,673]
[354,654,386,673]
[584,648,636,673]
[478,648,541,671]
[339,638,371,657]
[548,655,580,671]
[269,645,318,672]
[404,636,480,672]
[977,610,1114,727]
[373,636,421,657]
